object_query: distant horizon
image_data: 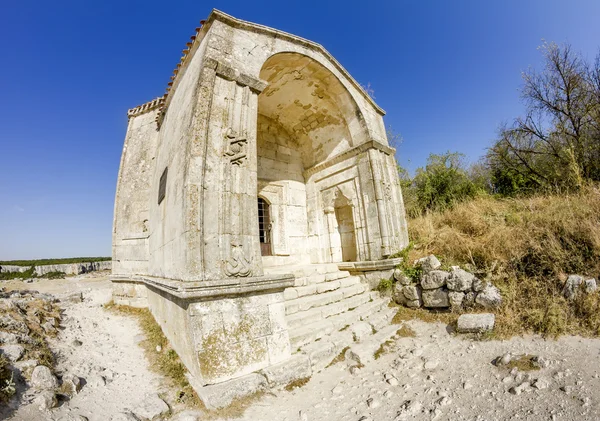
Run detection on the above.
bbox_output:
[2,0,600,260]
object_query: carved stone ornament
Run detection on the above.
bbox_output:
[223,127,248,166]
[224,240,253,277]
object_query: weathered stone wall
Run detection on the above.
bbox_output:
[113,108,160,276]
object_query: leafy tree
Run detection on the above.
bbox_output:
[487,42,600,194]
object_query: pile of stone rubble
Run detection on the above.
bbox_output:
[0,288,83,411]
[392,255,502,311]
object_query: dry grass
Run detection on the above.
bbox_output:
[396,325,416,338]
[326,346,350,368]
[284,377,311,392]
[408,185,600,338]
[391,303,458,327]
[505,355,541,372]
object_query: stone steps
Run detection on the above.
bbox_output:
[293,302,402,373]
[285,283,366,315]
[283,275,361,300]
[289,296,388,349]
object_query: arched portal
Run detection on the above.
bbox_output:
[256,52,369,266]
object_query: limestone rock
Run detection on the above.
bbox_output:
[393,268,412,285]
[475,285,502,308]
[0,315,29,335]
[402,285,421,301]
[420,270,449,290]
[463,291,476,307]
[415,255,441,273]
[0,344,24,362]
[132,393,170,420]
[422,289,450,308]
[31,365,59,390]
[446,269,474,292]
[472,278,485,292]
[36,390,57,411]
[392,283,408,306]
[457,313,495,333]
[192,372,267,410]
[448,291,465,308]
[405,298,422,308]
[563,275,597,299]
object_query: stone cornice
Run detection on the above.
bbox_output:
[338,257,403,272]
[127,97,165,119]
[304,140,396,179]
[111,273,294,300]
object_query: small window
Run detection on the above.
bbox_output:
[158,167,168,204]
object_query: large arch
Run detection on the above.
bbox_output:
[256,52,372,266]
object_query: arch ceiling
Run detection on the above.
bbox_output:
[258,53,369,168]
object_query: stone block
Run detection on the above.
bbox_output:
[457,313,495,333]
[421,270,449,290]
[422,289,450,308]
[191,372,267,410]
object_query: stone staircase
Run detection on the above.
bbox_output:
[264,263,398,372]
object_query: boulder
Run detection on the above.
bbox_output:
[421,270,449,290]
[457,313,495,333]
[422,289,450,308]
[415,255,441,273]
[0,315,29,335]
[563,275,597,299]
[393,269,412,286]
[0,344,24,362]
[31,365,59,390]
[448,291,465,308]
[446,269,475,291]
[402,285,421,301]
[475,285,502,308]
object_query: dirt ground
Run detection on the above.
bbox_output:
[3,273,600,421]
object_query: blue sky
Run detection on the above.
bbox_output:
[1,0,600,260]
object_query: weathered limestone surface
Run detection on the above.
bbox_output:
[0,261,111,276]
[111,9,409,406]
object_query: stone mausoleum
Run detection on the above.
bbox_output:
[112,10,409,408]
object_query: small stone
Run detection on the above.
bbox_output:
[563,275,597,299]
[387,377,399,386]
[509,382,531,395]
[366,397,380,408]
[35,390,57,411]
[72,339,83,347]
[0,344,24,362]
[472,278,485,292]
[475,286,502,308]
[502,376,513,384]
[463,381,473,390]
[156,345,162,353]
[383,390,393,397]
[31,365,59,390]
[436,396,452,406]
[424,359,439,370]
[421,271,449,290]
[110,413,139,421]
[415,255,441,273]
[132,393,170,420]
[349,365,362,375]
[448,291,465,308]
[532,377,550,390]
[447,268,475,291]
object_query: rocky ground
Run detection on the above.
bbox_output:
[1,273,600,420]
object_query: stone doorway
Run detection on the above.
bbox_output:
[335,204,357,262]
[258,197,272,256]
